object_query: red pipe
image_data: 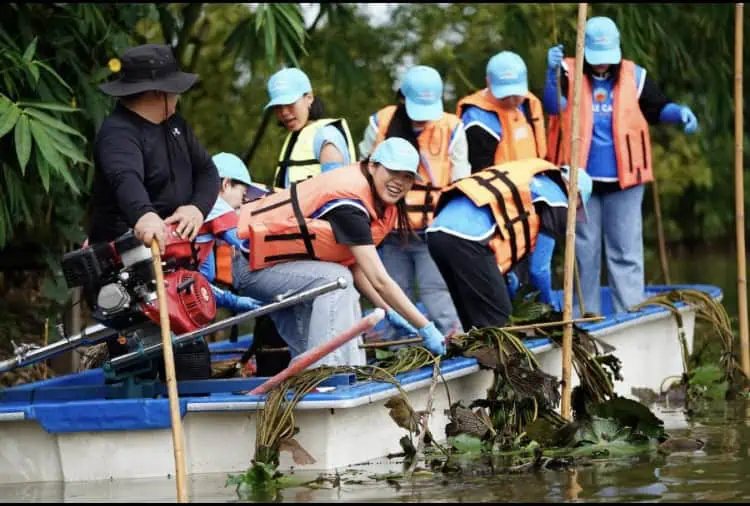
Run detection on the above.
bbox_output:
[248,308,385,395]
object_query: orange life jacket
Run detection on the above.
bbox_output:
[237,165,398,271]
[436,158,561,273]
[195,208,238,284]
[546,58,652,190]
[374,105,461,230]
[456,90,547,166]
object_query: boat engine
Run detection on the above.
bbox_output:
[61,227,216,335]
[61,226,216,386]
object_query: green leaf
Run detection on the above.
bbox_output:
[35,149,51,192]
[22,37,38,62]
[29,119,72,184]
[14,115,32,174]
[35,61,74,94]
[28,62,40,86]
[449,434,485,455]
[17,100,80,113]
[23,107,86,140]
[0,104,21,139]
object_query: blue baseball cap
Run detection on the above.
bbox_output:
[486,51,529,99]
[584,17,622,66]
[371,137,422,180]
[264,67,312,111]
[400,65,444,122]
[212,152,269,201]
[561,166,592,223]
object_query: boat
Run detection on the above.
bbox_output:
[0,283,721,485]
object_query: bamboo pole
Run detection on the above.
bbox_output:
[560,3,588,421]
[651,178,672,284]
[735,3,750,378]
[151,242,189,503]
[553,4,587,317]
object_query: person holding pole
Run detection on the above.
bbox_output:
[544,16,699,315]
[426,158,592,330]
[234,138,448,367]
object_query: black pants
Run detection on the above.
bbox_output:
[426,231,512,330]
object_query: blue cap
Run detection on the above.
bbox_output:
[561,166,593,223]
[212,152,269,201]
[486,51,529,99]
[264,68,312,111]
[371,138,422,179]
[400,66,444,122]
[584,17,621,65]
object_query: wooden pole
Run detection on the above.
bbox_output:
[560,3,588,421]
[651,178,672,284]
[735,3,750,378]
[151,242,189,503]
[553,4,587,317]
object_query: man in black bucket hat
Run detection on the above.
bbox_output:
[88,44,219,253]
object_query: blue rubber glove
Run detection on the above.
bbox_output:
[506,271,520,300]
[543,45,567,114]
[211,285,264,313]
[418,321,446,356]
[385,309,419,336]
[659,103,699,134]
[547,44,564,70]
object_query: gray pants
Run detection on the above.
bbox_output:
[378,233,463,337]
[232,255,365,367]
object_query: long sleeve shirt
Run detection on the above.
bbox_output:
[88,102,219,243]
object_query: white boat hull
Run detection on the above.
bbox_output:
[0,287,710,484]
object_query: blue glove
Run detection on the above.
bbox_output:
[547,44,564,70]
[385,309,419,336]
[506,271,520,300]
[659,103,698,134]
[418,321,446,356]
[680,106,698,134]
[211,285,264,313]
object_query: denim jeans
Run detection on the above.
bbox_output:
[378,233,462,337]
[232,255,365,367]
[575,184,646,314]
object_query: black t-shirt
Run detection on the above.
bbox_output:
[318,204,374,246]
[88,102,219,243]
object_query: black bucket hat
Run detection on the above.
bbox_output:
[98,44,198,97]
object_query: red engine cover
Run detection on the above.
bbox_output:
[142,269,217,335]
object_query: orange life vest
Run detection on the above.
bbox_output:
[195,208,238,284]
[436,158,561,273]
[374,105,461,230]
[237,165,398,271]
[456,89,547,166]
[546,58,652,190]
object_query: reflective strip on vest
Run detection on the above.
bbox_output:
[373,105,460,230]
[274,118,357,188]
[456,89,547,166]
[546,59,652,190]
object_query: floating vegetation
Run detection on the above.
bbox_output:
[633,288,748,403]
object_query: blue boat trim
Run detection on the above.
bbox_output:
[0,284,722,433]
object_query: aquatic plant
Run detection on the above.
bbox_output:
[633,288,748,401]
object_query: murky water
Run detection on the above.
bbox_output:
[3,401,750,502]
[3,244,750,502]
